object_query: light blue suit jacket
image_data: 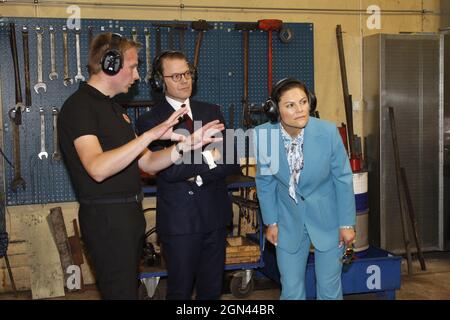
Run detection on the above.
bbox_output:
[253,118,356,253]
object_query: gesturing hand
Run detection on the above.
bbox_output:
[146,107,188,142]
[180,120,225,152]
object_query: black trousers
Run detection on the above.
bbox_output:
[160,228,226,300]
[79,202,146,300]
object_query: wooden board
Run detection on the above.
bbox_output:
[21,208,66,299]
[226,255,260,265]
[1,202,97,293]
[225,236,260,264]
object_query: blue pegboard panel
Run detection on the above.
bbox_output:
[0,18,314,206]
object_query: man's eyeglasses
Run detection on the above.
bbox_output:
[163,70,193,82]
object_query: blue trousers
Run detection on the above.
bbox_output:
[276,226,344,300]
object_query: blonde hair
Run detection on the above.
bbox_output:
[88,33,141,76]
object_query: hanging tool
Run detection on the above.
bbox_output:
[235,23,258,178]
[21,25,32,107]
[191,19,213,70]
[52,107,61,161]
[9,109,25,192]
[131,26,138,42]
[153,23,188,52]
[400,167,426,271]
[9,23,24,113]
[74,27,85,82]
[38,107,48,160]
[235,22,258,129]
[88,26,94,48]
[9,23,26,192]
[228,104,235,129]
[258,19,283,94]
[336,25,360,171]
[173,23,187,52]
[388,107,413,275]
[278,26,294,43]
[62,26,73,86]
[34,26,47,94]
[49,26,58,80]
[154,26,161,57]
[144,27,152,83]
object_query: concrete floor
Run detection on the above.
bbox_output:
[1,251,449,300]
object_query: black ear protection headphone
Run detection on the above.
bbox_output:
[100,33,124,76]
[150,50,198,92]
[263,77,317,123]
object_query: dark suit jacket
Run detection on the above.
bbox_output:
[137,99,240,236]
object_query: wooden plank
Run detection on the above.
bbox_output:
[47,207,74,288]
[2,202,97,292]
[226,245,259,254]
[0,266,30,292]
[225,255,260,264]
[0,253,28,268]
[21,208,65,299]
[226,250,260,258]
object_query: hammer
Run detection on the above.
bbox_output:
[258,19,283,94]
[235,22,258,129]
[191,20,213,70]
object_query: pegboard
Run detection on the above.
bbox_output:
[0,17,314,206]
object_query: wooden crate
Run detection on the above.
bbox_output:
[225,236,260,265]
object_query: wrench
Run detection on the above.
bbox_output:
[9,23,25,114]
[49,26,58,80]
[131,26,138,42]
[22,25,32,106]
[9,108,26,191]
[88,26,94,48]
[38,108,48,160]
[74,28,85,82]
[34,26,47,94]
[62,26,73,86]
[51,107,61,161]
[144,27,152,83]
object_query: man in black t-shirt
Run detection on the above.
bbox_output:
[58,33,224,300]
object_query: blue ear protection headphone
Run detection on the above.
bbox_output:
[263,77,317,123]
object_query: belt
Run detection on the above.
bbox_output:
[79,192,144,205]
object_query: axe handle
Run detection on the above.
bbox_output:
[155,27,161,56]
[267,31,273,94]
[242,31,251,128]
[193,31,204,69]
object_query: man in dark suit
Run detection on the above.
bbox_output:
[137,51,240,300]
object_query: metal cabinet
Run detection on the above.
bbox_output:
[363,34,444,253]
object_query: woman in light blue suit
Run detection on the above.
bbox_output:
[253,78,356,300]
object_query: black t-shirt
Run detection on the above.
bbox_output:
[58,82,141,200]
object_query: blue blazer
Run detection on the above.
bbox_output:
[253,118,355,252]
[137,100,240,236]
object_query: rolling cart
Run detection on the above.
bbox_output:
[139,174,265,299]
